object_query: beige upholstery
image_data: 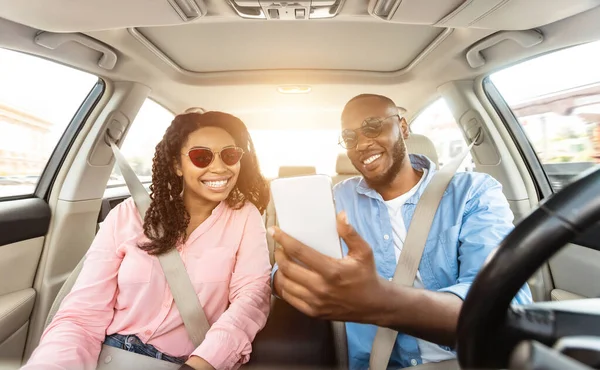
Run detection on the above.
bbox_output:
[0,289,36,345]
[265,166,318,266]
[333,153,359,184]
[332,133,439,184]
[278,166,316,178]
[551,289,586,301]
[406,133,439,167]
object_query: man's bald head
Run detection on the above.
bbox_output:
[342,94,397,118]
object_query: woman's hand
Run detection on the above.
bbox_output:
[180,356,216,370]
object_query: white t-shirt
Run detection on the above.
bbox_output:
[383,169,456,363]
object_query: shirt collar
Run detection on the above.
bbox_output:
[355,154,437,204]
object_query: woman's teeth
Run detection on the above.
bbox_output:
[363,154,382,165]
[202,179,228,188]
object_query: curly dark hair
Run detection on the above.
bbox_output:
[139,111,270,255]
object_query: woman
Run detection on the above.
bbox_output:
[23,111,272,370]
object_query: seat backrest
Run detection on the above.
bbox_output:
[265,166,317,265]
[332,133,439,184]
[277,166,317,178]
[332,152,358,184]
[405,133,439,166]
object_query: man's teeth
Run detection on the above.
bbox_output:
[203,180,228,188]
[363,154,382,165]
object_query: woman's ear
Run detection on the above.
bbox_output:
[174,160,183,177]
[400,117,410,139]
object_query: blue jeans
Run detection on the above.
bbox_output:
[103,333,187,365]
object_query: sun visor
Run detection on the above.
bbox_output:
[0,0,208,32]
[368,0,600,30]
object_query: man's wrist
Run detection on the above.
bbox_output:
[367,278,406,328]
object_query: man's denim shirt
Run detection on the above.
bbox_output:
[272,154,533,369]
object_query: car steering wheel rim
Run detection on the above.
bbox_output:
[456,166,600,369]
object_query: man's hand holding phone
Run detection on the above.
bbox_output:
[271,212,390,325]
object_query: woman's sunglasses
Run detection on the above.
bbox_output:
[186,146,244,168]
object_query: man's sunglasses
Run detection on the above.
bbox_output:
[186,146,244,168]
[338,114,400,149]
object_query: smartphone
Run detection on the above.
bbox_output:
[270,174,343,259]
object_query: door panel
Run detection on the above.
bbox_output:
[0,238,44,297]
[549,243,600,299]
[0,290,36,346]
[550,289,586,301]
[0,200,50,247]
[24,199,101,359]
[0,200,48,369]
[0,322,28,370]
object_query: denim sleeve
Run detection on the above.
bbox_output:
[438,175,533,305]
[270,263,282,299]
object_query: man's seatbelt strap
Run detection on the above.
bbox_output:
[369,130,481,370]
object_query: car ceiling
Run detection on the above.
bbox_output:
[1,0,600,130]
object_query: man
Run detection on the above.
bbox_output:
[270,94,532,369]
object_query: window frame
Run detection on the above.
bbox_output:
[106,98,175,189]
[36,79,106,201]
[483,63,600,251]
[482,77,554,200]
[0,50,105,202]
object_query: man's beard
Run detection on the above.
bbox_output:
[360,138,407,188]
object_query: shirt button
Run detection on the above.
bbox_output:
[383,234,390,240]
[411,359,418,366]
[145,330,152,336]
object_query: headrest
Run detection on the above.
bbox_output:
[278,166,317,178]
[405,133,439,167]
[336,153,359,175]
[183,107,206,114]
[334,133,439,174]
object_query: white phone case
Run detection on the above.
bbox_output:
[270,174,343,259]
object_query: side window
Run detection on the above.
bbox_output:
[410,98,473,171]
[0,48,98,198]
[489,40,600,191]
[108,100,174,187]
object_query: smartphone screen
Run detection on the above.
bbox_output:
[270,175,343,259]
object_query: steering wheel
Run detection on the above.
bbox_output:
[456,166,600,370]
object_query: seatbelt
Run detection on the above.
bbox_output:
[108,136,210,347]
[369,131,481,370]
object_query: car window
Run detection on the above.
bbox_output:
[110,105,342,183]
[108,100,174,187]
[489,40,600,191]
[249,129,342,178]
[0,48,98,198]
[410,98,473,171]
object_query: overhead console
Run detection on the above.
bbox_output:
[368,0,600,30]
[227,0,346,20]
